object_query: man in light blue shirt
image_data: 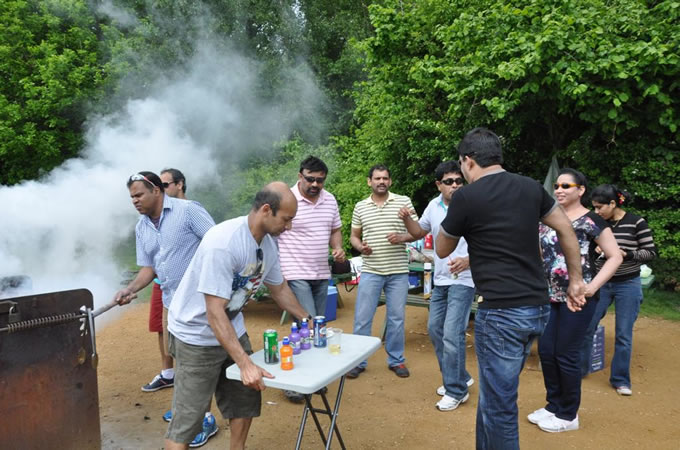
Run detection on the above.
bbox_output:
[398,161,476,412]
[113,171,215,391]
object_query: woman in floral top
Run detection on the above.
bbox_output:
[528,168,622,433]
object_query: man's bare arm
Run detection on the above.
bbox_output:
[350,226,372,255]
[265,281,311,321]
[205,294,273,390]
[435,231,459,259]
[329,227,346,262]
[113,266,155,305]
[398,206,428,240]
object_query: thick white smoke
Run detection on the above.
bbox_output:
[0,42,324,313]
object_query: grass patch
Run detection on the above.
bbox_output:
[640,289,680,321]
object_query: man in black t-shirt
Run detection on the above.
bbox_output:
[436,128,586,450]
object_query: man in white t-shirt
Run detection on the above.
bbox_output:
[165,182,311,450]
[399,161,476,412]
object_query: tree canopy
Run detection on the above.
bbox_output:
[333,0,679,287]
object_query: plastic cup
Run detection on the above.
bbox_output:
[327,328,342,355]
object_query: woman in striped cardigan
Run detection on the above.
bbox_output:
[580,185,657,395]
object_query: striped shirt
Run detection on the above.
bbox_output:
[136,195,215,307]
[277,182,342,280]
[595,211,656,282]
[352,192,417,275]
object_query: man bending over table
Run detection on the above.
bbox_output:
[165,182,311,450]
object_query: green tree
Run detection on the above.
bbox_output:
[0,0,105,185]
[335,0,679,285]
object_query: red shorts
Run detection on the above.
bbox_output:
[149,282,163,333]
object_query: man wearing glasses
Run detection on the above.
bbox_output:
[277,156,345,403]
[397,161,476,412]
[435,128,585,450]
[143,169,190,395]
[160,168,187,200]
[166,182,311,450]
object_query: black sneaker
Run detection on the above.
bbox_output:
[346,366,365,379]
[141,374,174,392]
[284,390,305,403]
[389,364,410,378]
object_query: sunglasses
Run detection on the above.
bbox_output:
[129,173,157,188]
[553,183,581,190]
[302,175,326,184]
[254,248,263,275]
[161,181,176,188]
[441,177,464,186]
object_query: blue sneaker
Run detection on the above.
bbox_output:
[189,413,218,448]
[162,409,172,423]
[141,373,174,392]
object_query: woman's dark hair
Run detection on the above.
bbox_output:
[591,184,632,207]
[558,168,589,206]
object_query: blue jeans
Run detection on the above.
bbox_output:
[539,300,597,421]
[429,284,475,399]
[353,272,408,368]
[475,305,550,450]
[581,277,642,387]
[287,279,329,317]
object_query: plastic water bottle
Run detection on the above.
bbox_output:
[300,319,311,350]
[290,322,301,355]
[280,337,293,370]
[423,262,432,299]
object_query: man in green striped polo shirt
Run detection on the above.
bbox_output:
[347,164,418,379]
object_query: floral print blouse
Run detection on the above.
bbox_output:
[539,211,608,303]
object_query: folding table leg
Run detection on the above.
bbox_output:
[305,394,329,446]
[322,376,347,450]
[294,380,347,450]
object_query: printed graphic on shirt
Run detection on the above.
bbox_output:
[227,257,264,319]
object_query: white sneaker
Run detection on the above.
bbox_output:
[436,378,474,396]
[616,386,632,396]
[538,415,579,433]
[436,393,469,411]
[528,407,555,424]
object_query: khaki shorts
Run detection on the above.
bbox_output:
[165,333,261,444]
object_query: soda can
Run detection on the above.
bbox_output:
[313,316,327,347]
[263,329,279,364]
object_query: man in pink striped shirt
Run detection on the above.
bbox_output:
[278,156,346,402]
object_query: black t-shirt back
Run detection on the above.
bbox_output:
[440,171,557,308]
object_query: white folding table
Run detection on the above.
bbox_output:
[226,333,381,449]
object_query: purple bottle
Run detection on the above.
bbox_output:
[300,319,311,350]
[290,322,301,355]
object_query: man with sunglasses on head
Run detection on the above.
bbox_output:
[277,156,345,403]
[435,128,586,450]
[113,171,217,447]
[145,168,189,395]
[165,182,311,450]
[397,161,476,412]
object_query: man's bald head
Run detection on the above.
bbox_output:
[252,181,296,215]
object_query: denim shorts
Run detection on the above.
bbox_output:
[166,333,261,443]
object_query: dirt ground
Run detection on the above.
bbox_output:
[97,287,680,449]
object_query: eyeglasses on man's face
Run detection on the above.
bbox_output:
[440,177,465,186]
[162,181,176,189]
[302,175,326,184]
